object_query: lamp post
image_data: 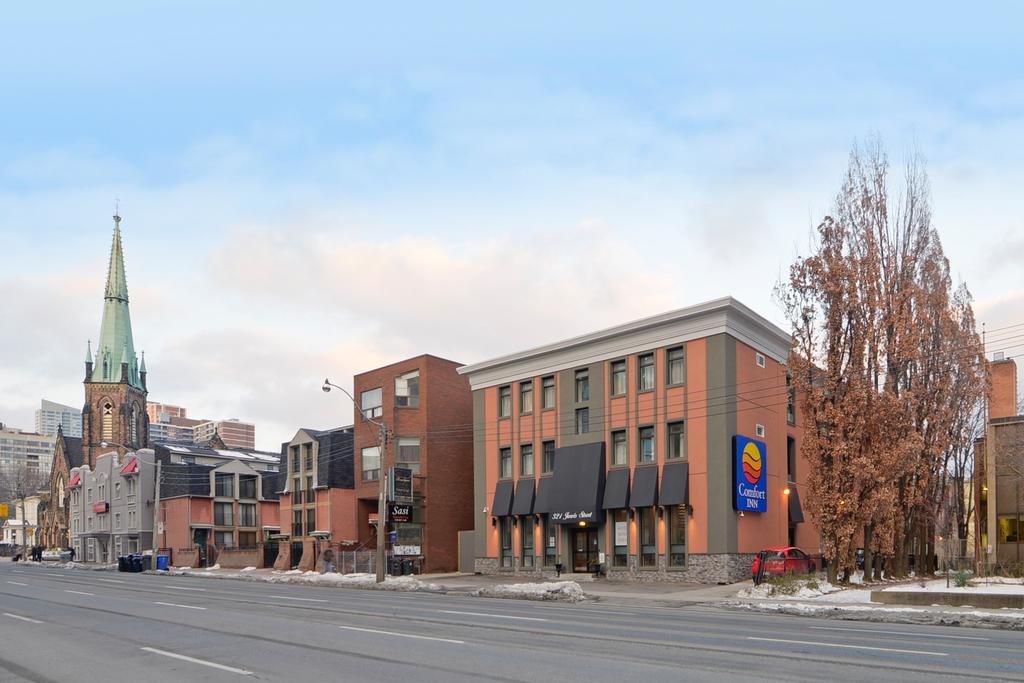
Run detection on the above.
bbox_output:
[323,378,390,583]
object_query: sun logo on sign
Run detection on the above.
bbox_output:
[742,441,763,484]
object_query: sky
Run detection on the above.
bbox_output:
[2,2,1023,450]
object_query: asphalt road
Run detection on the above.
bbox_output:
[1,562,1022,682]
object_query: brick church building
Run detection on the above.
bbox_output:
[39,212,149,549]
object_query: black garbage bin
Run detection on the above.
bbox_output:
[140,555,152,571]
[118,556,128,572]
[403,559,413,575]
[130,554,143,572]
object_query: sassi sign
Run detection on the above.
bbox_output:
[733,435,767,513]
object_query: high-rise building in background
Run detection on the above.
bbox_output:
[0,423,55,474]
[35,399,82,438]
[147,401,256,450]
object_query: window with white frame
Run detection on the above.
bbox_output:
[361,387,383,419]
[395,370,420,407]
[397,437,421,474]
[362,446,381,481]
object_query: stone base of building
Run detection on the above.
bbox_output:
[474,553,755,584]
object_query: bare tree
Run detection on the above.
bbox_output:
[0,463,49,558]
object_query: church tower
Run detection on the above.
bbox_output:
[82,211,148,467]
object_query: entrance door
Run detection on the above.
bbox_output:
[193,529,208,567]
[571,529,599,572]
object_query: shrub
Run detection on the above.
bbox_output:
[953,570,970,588]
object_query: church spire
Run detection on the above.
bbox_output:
[90,211,143,389]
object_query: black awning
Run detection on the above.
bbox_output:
[603,468,630,509]
[491,480,514,517]
[534,477,553,514]
[512,479,536,516]
[660,462,689,506]
[788,486,804,523]
[548,442,606,524]
[631,465,658,508]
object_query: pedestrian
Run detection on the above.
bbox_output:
[69,546,76,562]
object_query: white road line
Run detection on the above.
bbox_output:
[11,570,24,573]
[154,601,206,610]
[338,625,464,644]
[272,595,328,602]
[163,586,207,592]
[141,647,252,675]
[64,590,95,596]
[96,578,127,584]
[6,581,27,586]
[3,612,43,624]
[809,626,990,641]
[440,609,546,622]
[747,636,948,656]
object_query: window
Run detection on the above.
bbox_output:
[182,455,195,465]
[239,503,256,527]
[126,478,136,504]
[786,372,795,424]
[611,430,627,466]
[292,477,301,497]
[541,376,556,409]
[214,502,233,526]
[521,516,534,568]
[305,475,313,500]
[128,510,136,528]
[638,354,655,391]
[639,507,657,567]
[98,482,105,501]
[114,482,121,499]
[520,381,533,414]
[613,509,628,567]
[304,443,314,470]
[114,513,121,530]
[610,360,626,396]
[362,446,381,481]
[667,347,685,385]
[575,408,589,435]
[756,352,766,368]
[787,436,796,479]
[238,531,257,549]
[639,426,655,463]
[239,475,257,499]
[500,518,513,568]
[87,516,94,530]
[130,405,138,443]
[397,437,421,474]
[306,507,316,533]
[214,530,234,548]
[520,443,534,477]
[293,509,303,537]
[997,517,1020,543]
[499,447,512,479]
[215,473,234,497]
[361,387,383,419]
[668,506,686,566]
[756,424,766,438]
[667,422,685,460]
[102,401,113,440]
[575,369,589,402]
[87,488,93,503]
[498,385,512,418]
[542,441,555,474]
[544,518,557,566]
[395,370,420,407]
[87,538,95,562]
[127,538,139,554]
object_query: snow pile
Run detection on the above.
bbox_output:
[884,578,1024,595]
[33,561,117,571]
[733,601,1024,630]
[240,566,256,572]
[737,577,842,600]
[171,568,442,592]
[478,581,585,602]
[205,563,221,571]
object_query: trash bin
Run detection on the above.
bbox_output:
[118,556,128,572]
[402,559,413,576]
[130,554,143,572]
[156,555,170,571]
[140,554,152,571]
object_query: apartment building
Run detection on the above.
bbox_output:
[35,399,82,438]
[459,297,816,583]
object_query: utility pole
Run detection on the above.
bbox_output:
[151,459,161,561]
[375,422,389,583]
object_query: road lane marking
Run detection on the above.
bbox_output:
[163,586,207,591]
[747,636,947,656]
[96,578,127,584]
[3,612,43,624]
[6,581,27,586]
[272,595,328,602]
[141,647,252,675]
[154,601,206,610]
[440,609,546,621]
[64,590,95,596]
[338,625,464,644]
[809,626,989,641]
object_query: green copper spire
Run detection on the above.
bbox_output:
[90,211,143,389]
[85,339,92,364]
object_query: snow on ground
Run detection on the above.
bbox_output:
[240,566,256,572]
[884,578,1024,594]
[737,579,842,600]
[171,568,442,592]
[478,581,585,602]
[733,601,1024,630]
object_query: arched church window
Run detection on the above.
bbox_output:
[130,404,138,443]
[102,401,114,440]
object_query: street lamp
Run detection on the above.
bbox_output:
[323,378,390,583]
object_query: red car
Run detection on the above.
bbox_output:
[751,546,816,580]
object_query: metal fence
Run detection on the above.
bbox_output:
[330,550,377,575]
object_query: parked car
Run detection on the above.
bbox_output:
[751,546,816,580]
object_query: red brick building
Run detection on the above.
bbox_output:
[353,355,473,573]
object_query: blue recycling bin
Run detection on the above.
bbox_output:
[156,555,170,571]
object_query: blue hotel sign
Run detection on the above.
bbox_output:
[733,436,767,513]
